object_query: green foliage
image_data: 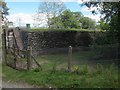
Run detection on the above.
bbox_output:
[83,2,120,43]
[80,65,89,75]
[91,44,118,59]
[0,35,2,49]
[80,17,96,29]
[33,67,42,72]
[3,50,119,88]
[98,20,109,30]
[61,10,80,29]
[72,65,80,74]
[94,34,110,45]
[49,16,63,29]
[0,1,9,21]
[72,65,89,75]
[93,30,117,45]
[36,2,66,28]
[49,9,96,29]
[95,24,101,30]
[51,63,57,73]
[95,63,104,74]
[3,63,119,88]
[29,28,101,32]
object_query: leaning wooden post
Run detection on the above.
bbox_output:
[27,46,32,70]
[68,46,72,72]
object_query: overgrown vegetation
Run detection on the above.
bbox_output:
[3,63,119,88]
[3,51,119,88]
[83,2,120,43]
[2,1,119,88]
[28,28,103,32]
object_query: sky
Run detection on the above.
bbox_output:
[5,0,101,27]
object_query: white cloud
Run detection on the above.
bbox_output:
[7,13,34,27]
[84,14,100,22]
[5,0,91,2]
[81,7,98,12]
[7,13,47,27]
[76,0,85,4]
[6,0,75,2]
[7,12,100,28]
[81,7,101,22]
[81,7,89,12]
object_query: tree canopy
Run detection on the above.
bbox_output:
[49,9,96,29]
[83,1,120,43]
[0,1,9,21]
[35,2,66,28]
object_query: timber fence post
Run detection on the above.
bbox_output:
[13,48,17,69]
[27,44,32,70]
[2,29,7,65]
[68,46,72,72]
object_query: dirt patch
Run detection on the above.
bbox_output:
[2,79,40,88]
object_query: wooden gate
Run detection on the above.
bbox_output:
[2,28,42,71]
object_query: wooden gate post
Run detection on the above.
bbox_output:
[27,50,30,70]
[27,48,31,70]
[68,46,72,72]
[2,29,7,65]
[13,48,17,69]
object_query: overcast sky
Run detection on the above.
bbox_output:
[5,0,101,27]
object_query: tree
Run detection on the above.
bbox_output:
[61,10,80,29]
[49,10,82,29]
[98,19,109,30]
[49,9,96,29]
[35,2,66,28]
[0,1,9,21]
[73,12,83,20]
[80,17,96,29]
[82,1,120,43]
[49,16,63,29]
[0,0,9,31]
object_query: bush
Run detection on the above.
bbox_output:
[33,67,42,72]
[51,63,57,73]
[72,65,89,75]
[72,65,80,74]
[95,63,104,74]
[94,31,118,45]
[91,44,119,59]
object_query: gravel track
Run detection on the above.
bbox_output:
[2,80,36,88]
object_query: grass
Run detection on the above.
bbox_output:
[26,28,104,32]
[2,64,119,88]
[36,51,118,71]
[2,51,119,88]
[0,35,2,49]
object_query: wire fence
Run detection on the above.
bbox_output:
[32,44,119,72]
[2,28,119,72]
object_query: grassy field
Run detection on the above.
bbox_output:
[2,51,119,88]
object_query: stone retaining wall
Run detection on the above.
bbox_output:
[21,30,102,56]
